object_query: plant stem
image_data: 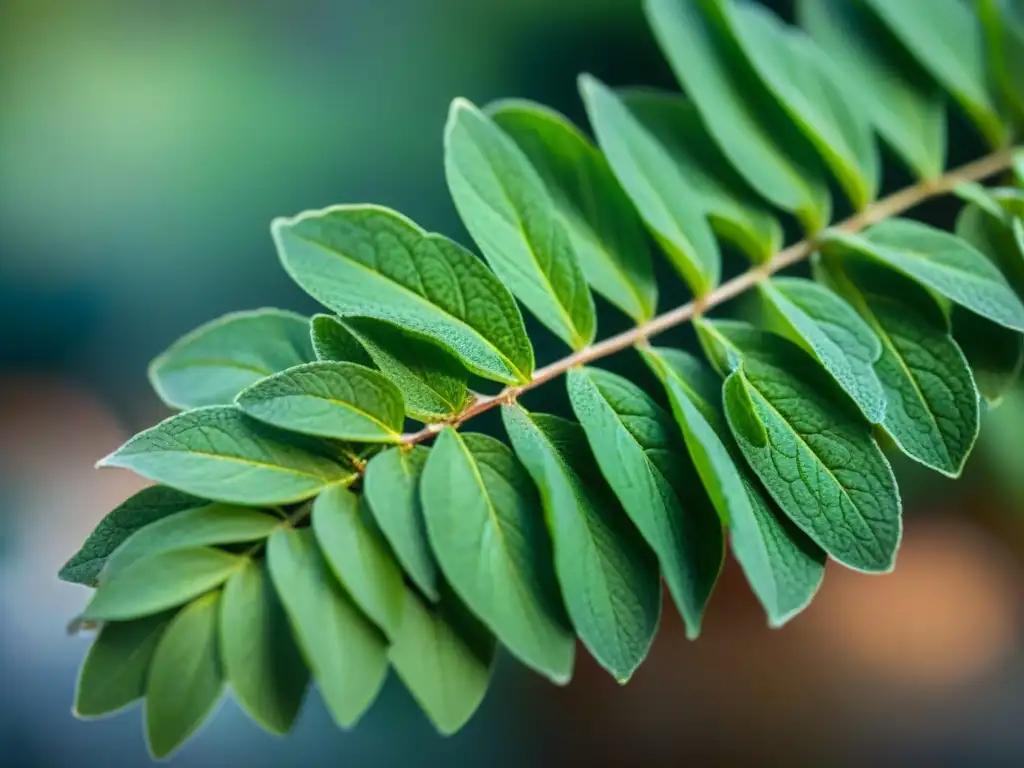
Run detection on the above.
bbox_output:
[401,146,1019,446]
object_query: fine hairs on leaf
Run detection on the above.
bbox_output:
[63,0,1024,758]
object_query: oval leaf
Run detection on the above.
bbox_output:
[420,429,575,684]
[444,98,596,350]
[578,75,721,296]
[220,559,308,736]
[363,446,438,601]
[978,0,1024,127]
[145,592,223,760]
[236,361,405,443]
[488,99,658,323]
[566,367,725,638]
[98,406,356,506]
[641,347,826,627]
[266,528,388,728]
[273,205,533,384]
[309,314,375,367]
[644,0,830,231]
[502,406,662,682]
[149,309,314,410]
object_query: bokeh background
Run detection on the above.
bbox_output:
[3,0,1024,765]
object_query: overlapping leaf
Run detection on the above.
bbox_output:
[977,0,1024,126]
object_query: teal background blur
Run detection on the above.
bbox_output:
[3,0,1024,765]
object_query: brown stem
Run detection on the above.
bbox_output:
[401,146,1019,446]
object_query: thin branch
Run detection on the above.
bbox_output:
[401,146,1019,446]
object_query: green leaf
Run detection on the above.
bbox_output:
[148,309,315,411]
[502,406,661,682]
[273,205,533,384]
[1015,150,1024,185]
[266,528,388,728]
[220,559,308,736]
[59,486,206,587]
[727,0,879,208]
[74,611,176,718]
[823,219,1024,332]
[488,99,657,323]
[420,429,575,683]
[82,548,242,621]
[388,588,494,736]
[955,199,1024,296]
[145,592,223,760]
[312,486,405,638]
[797,0,946,179]
[758,277,887,423]
[364,447,439,602]
[578,75,721,296]
[644,0,830,232]
[822,258,981,477]
[566,367,724,638]
[706,322,902,572]
[101,504,282,580]
[309,314,375,367]
[236,361,405,443]
[98,406,356,506]
[980,0,1024,126]
[863,0,1008,148]
[619,89,782,263]
[444,98,596,349]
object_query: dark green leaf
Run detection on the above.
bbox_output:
[420,429,575,683]
[74,611,176,718]
[145,592,223,760]
[148,309,314,410]
[977,0,1024,126]
[578,75,721,296]
[444,98,596,349]
[620,89,782,263]
[488,99,658,323]
[566,367,724,638]
[59,486,206,587]
[266,528,388,728]
[82,548,242,621]
[364,447,439,602]
[98,406,356,506]
[273,205,533,384]
[502,406,661,682]
[309,314,375,367]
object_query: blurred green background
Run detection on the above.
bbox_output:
[3,0,1024,765]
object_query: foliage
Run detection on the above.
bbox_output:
[59,0,1024,759]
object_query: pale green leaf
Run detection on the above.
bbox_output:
[955,198,1024,294]
[220,559,308,736]
[798,0,946,179]
[822,219,1024,332]
[312,486,405,638]
[148,309,314,410]
[759,276,887,423]
[822,258,981,476]
[266,528,388,728]
[644,0,831,231]
[74,611,175,718]
[420,429,575,683]
[98,406,356,506]
[566,367,724,638]
[641,347,825,627]
[145,592,223,760]
[488,99,657,323]
[236,361,405,443]
[702,320,902,572]
[863,0,1008,147]
[364,446,439,602]
[978,0,1024,126]
[728,0,879,208]
[502,406,661,682]
[82,548,242,621]
[620,89,782,263]
[388,589,494,736]
[273,205,533,384]
[444,98,596,349]
[1015,150,1024,185]
[59,487,206,587]
[309,314,375,367]
[578,75,721,296]
[102,504,281,581]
